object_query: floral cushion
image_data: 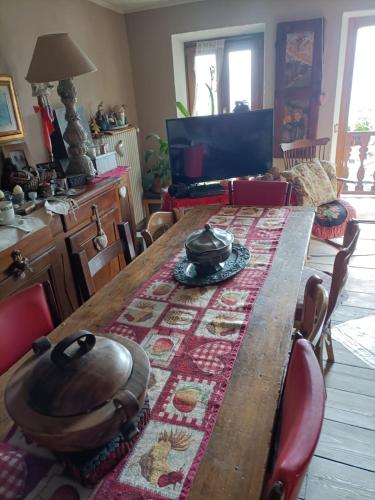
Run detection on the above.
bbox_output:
[314,200,347,227]
[281,159,337,207]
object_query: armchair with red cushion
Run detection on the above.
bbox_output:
[280,138,357,245]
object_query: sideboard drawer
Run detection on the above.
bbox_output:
[62,188,119,232]
[0,226,53,278]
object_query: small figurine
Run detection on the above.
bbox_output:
[89,114,101,135]
[107,111,116,128]
[118,104,127,125]
[95,101,108,131]
[113,104,127,126]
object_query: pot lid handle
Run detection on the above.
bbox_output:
[51,330,96,367]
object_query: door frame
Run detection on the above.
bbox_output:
[335,15,375,176]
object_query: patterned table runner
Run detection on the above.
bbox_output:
[2,206,290,500]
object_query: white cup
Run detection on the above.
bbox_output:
[0,200,15,225]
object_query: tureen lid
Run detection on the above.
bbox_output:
[26,331,133,417]
[185,223,233,254]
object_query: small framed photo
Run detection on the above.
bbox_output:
[2,142,32,170]
[0,75,24,143]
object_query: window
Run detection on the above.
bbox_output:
[185,33,264,116]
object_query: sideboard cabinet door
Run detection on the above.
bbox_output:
[0,245,69,320]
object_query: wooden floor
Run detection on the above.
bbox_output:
[299,196,375,500]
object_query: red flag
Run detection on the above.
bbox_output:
[34,105,55,155]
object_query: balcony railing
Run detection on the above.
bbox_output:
[341,131,375,194]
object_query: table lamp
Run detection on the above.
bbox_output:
[26,33,97,177]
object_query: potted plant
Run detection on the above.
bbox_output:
[142,133,171,194]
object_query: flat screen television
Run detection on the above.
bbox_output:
[166,109,273,186]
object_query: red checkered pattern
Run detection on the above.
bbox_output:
[0,445,27,500]
[189,341,232,374]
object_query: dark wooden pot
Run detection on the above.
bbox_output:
[5,331,150,452]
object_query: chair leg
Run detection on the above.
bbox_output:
[324,322,335,363]
[315,340,324,371]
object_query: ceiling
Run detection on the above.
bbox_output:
[89,0,206,14]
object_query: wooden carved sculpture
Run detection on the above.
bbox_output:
[57,78,96,177]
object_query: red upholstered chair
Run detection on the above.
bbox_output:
[262,338,326,500]
[0,282,59,374]
[229,180,291,207]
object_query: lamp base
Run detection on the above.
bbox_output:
[67,154,95,177]
[57,78,96,178]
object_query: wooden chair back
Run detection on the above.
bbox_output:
[280,137,330,170]
[299,275,328,368]
[141,211,175,248]
[326,219,360,322]
[72,221,135,301]
[0,281,60,374]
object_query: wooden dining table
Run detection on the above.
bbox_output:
[0,204,314,500]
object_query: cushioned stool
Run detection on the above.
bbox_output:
[312,199,357,240]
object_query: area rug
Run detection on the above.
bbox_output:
[332,316,375,369]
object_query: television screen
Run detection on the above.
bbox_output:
[166,109,273,185]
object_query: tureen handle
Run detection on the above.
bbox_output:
[113,389,140,421]
[32,336,52,355]
[51,330,96,367]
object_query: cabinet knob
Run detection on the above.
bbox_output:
[9,249,32,279]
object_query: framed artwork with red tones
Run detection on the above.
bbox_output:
[274,19,324,157]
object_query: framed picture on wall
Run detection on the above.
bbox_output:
[0,75,24,143]
[274,18,324,157]
[2,142,32,170]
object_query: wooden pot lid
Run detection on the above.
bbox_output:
[26,331,133,417]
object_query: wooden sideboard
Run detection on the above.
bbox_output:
[0,171,136,320]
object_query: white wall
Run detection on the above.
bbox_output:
[125,0,375,160]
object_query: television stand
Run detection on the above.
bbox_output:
[188,183,225,198]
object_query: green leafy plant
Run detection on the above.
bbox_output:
[354,115,374,132]
[142,133,171,192]
[176,101,191,117]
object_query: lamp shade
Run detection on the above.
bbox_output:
[26,33,97,83]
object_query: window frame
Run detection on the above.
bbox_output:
[184,33,264,115]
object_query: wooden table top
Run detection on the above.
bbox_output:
[0,205,314,500]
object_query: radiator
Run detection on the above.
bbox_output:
[94,127,144,224]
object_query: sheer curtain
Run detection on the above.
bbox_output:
[193,39,225,116]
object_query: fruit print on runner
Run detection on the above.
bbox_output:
[118,299,168,328]
[237,207,264,217]
[195,309,246,341]
[169,286,216,308]
[158,374,216,426]
[141,331,185,368]
[160,307,197,331]
[143,281,177,300]
[118,421,204,498]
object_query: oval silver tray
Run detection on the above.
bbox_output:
[173,243,250,286]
